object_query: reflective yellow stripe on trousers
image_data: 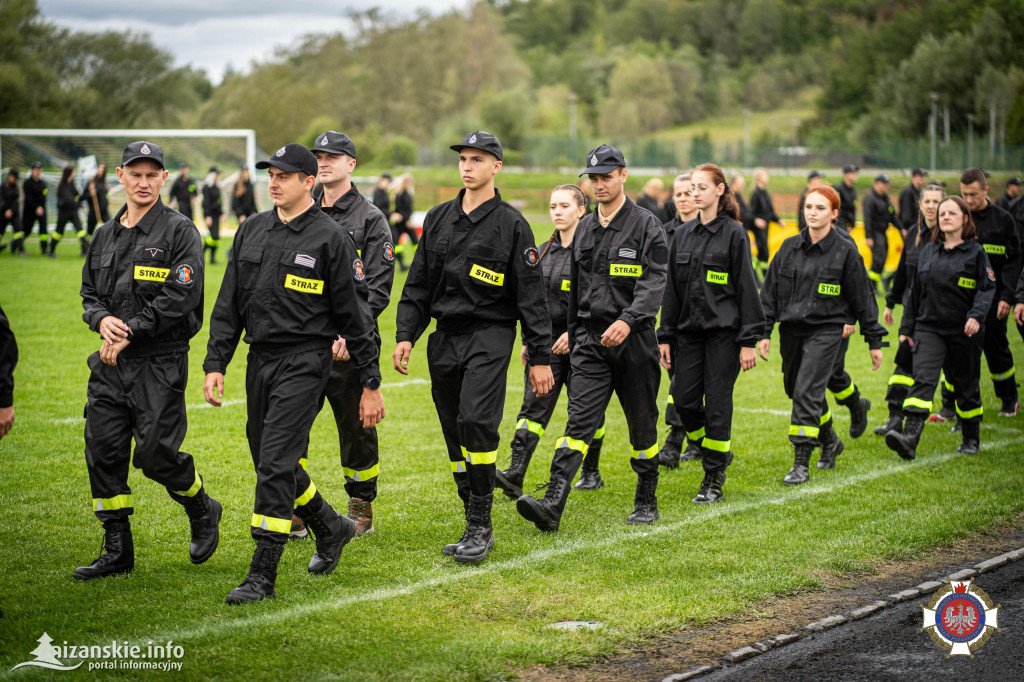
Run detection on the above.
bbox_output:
[94,494,133,512]
[343,464,380,482]
[251,514,292,534]
[516,418,544,437]
[557,437,589,457]
[632,443,659,460]
[460,447,497,465]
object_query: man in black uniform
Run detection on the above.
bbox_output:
[22,162,48,256]
[1,168,19,254]
[517,145,667,531]
[308,130,394,535]
[833,164,858,231]
[205,143,384,603]
[996,177,1020,212]
[898,168,927,235]
[80,163,111,256]
[76,141,221,581]
[169,163,197,223]
[372,172,391,217]
[862,174,897,293]
[393,131,553,563]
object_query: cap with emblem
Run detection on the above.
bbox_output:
[911,167,927,177]
[256,143,318,177]
[178,162,189,169]
[874,173,890,184]
[580,145,626,177]
[121,141,164,168]
[842,164,859,174]
[1008,177,1022,187]
[30,161,42,169]
[807,170,822,180]
[311,131,357,159]
[450,131,502,161]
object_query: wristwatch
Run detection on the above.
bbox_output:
[364,376,381,390]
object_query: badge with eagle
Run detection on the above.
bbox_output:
[921,579,999,657]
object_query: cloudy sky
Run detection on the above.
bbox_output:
[38,1,467,84]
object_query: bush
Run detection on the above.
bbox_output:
[384,136,418,166]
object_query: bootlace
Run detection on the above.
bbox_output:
[348,498,369,519]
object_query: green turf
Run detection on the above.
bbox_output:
[0,228,1022,681]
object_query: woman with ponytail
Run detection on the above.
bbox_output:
[496,185,609,499]
[657,164,765,503]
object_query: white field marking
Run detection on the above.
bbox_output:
[735,407,792,417]
[147,437,1017,644]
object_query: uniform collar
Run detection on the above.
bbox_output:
[114,198,165,234]
[697,213,726,234]
[275,200,320,232]
[939,237,971,253]
[800,225,837,252]
[316,182,361,212]
[455,187,502,224]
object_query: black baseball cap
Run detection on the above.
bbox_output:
[911,167,927,177]
[581,145,626,176]
[381,172,392,180]
[178,162,189,169]
[1008,177,1022,187]
[7,168,18,178]
[256,143,317,176]
[874,173,890,184]
[209,166,219,174]
[450,131,503,161]
[30,161,42,169]
[842,164,859,173]
[121,141,164,168]
[807,170,822,180]
[312,131,357,159]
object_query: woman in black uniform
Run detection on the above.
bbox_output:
[201,167,223,264]
[496,184,608,499]
[758,186,885,484]
[389,174,417,271]
[231,166,257,225]
[658,164,765,502]
[875,182,944,436]
[886,196,994,458]
[53,164,81,258]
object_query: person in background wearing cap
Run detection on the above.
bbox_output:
[80,163,111,257]
[76,140,221,582]
[898,168,928,236]
[0,168,20,254]
[169,163,197,224]
[231,165,257,225]
[373,172,391,218]
[393,131,553,562]
[204,143,384,603]
[295,130,395,537]
[200,167,223,264]
[797,171,825,232]
[996,177,1020,213]
[22,162,48,256]
[516,144,666,531]
[748,168,784,278]
[834,164,858,231]
[862,174,898,293]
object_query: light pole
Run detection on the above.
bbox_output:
[929,92,939,174]
[568,92,578,164]
[967,113,975,168]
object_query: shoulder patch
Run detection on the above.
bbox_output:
[382,241,395,263]
[353,258,365,281]
[987,266,996,282]
[175,264,195,287]
[523,246,539,268]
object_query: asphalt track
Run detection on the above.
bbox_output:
[696,554,1024,682]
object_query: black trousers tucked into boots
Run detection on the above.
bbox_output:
[780,326,844,446]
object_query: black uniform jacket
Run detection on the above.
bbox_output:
[898,185,920,231]
[900,239,995,337]
[395,188,552,365]
[81,199,204,357]
[539,237,572,339]
[22,177,46,212]
[760,227,886,349]
[373,186,390,216]
[658,214,765,348]
[202,184,222,217]
[972,201,1022,306]
[394,190,413,226]
[568,197,668,344]
[886,222,936,310]
[834,182,857,230]
[1016,264,1024,305]
[862,190,896,237]
[82,176,109,214]
[231,181,257,216]
[57,182,79,213]
[749,187,779,225]
[203,203,380,383]
[169,176,196,209]
[315,183,394,320]
[0,304,16,409]
[797,189,809,231]
[1,182,19,216]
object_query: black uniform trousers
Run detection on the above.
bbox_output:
[671,331,740,474]
[316,357,380,501]
[780,326,843,446]
[245,346,333,544]
[84,351,202,522]
[827,336,863,409]
[903,330,983,423]
[85,205,110,239]
[746,226,769,265]
[22,208,46,247]
[205,214,221,249]
[1,211,18,244]
[884,339,916,410]
[549,326,660,482]
[513,352,605,458]
[428,325,515,497]
[941,303,1018,407]
[55,209,81,248]
[663,365,683,428]
[869,231,888,278]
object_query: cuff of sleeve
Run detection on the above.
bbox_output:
[867,338,883,350]
[203,362,226,375]
[617,312,637,329]
[0,392,12,408]
[396,331,414,344]
[528,348,551,366]
[124,317,142,341]
[359,366,383,385]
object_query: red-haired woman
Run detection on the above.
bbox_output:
[657,164,765,502]
[887,196,994,458]
[758,186,885,484]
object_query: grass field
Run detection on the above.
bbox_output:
[0,225,1023,680]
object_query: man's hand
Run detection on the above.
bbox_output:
[0,405,14,440]
[98,316,130,344]
[659,343,672,370]
[997,300,1011,320]
[755,218,767,229]
[552,332,570,355]
[359,388,385,428]
[1014,303,1024,326]
[520,345,528,366]
[99,337,130,366]
[529,364,554,397]
[205,216,212,228]
[965,317,981,337]
[35,206,43,217]
[239,215,246,224]
[740,346,757,371]
[392,341,413,375]
[869,348,884,370]
[204,372,225,406]
[883,307,895,327]
[757,338,771,361]
[899,334,911,345]
[601,320,631,347]
[3,209,11,219]
[865,237,874,248]
[332,336,350,361]
[843,323,856,339]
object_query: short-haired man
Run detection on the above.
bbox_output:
[862,174,897,293]
[204,143,384,603]
[833,164,858,231]
[77,141,220,581]
[169,163,197,223]
[393,131,553,563]
[517,145,668,531]
[22,162,47,256]
[373,172,391,217]
[996,177,1020,212]
[898,168,928,234]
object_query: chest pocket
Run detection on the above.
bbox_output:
[703,252,731,289]
[957,261,978,290]
[815,265,844,298]
[609,240,641,276]
[132,243,172,291]
[466,243,509,288]
[345,225,366,257]
[279,250,325,296]
[90,251,116,297]
[235,243,265,290]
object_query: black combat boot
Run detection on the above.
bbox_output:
[48,238,57,258]
[73,519,134,580]
[956,420,980,455]
[516,475,571,532]
[817,423,845,470]
[453,493,494,563]
[300,499,357,575]
[495,440,532,500]
[574,438,604,490]
[693,470,726,504]
[226,541,283,604]
[783,444,813,485]
[886,415,924,460]
[442,475,471,555]
[656,427,685,468]
[874,407,903,436]
[182,490,222,564]
[209,246,218,265]
[848,397,871,438]
[679,439,702,462]
[627,476,659,524]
